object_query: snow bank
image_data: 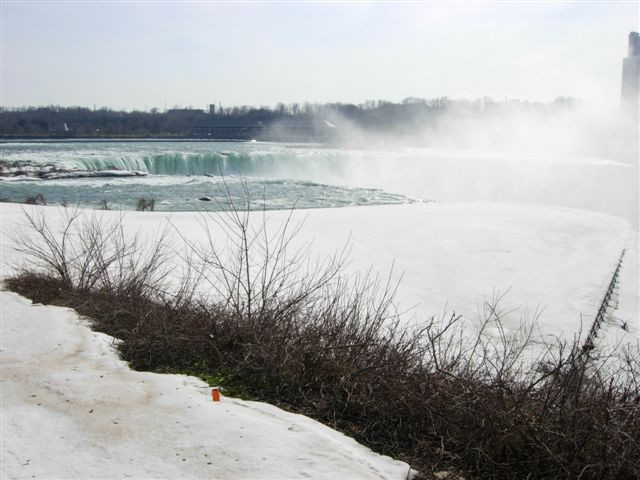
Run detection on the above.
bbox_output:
[0,291,412,479]
[84,201,634,345]
[1,201,636,344]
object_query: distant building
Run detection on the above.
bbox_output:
[191,117,336,141]
[621,31,640,117]
[209,104,216,115]
[167,108,205,115]
[191,118,266,139]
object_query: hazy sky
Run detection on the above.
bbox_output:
[1,1,638,110]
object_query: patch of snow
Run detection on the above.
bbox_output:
[0,291,412,479]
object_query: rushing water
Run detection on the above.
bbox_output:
[0,140,635,221]
[0,141,415,211]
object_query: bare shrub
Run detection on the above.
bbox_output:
[8,207,172,297]
[5,199,640,479]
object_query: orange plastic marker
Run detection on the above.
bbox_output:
[211,387,221,402]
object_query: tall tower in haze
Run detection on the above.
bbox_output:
[621,31,640,118]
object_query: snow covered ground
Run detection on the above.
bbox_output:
[0,291,412,479]
[47,200,632,346]
[1,201,638,479]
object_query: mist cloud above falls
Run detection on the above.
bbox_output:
[272,98,636,161]
[267,98,638,224]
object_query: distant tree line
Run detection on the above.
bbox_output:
[0,97,580,139]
